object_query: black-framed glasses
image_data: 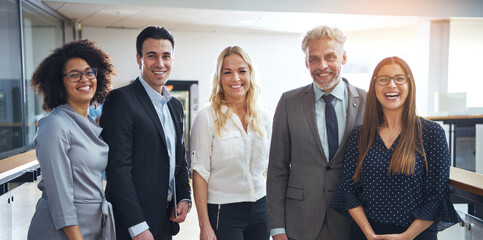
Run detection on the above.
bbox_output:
[375,74,409,86]
[63,68,97,82]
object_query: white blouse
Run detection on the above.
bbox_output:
[190,105,272,204]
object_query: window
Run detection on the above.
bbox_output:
[0,0,72,159]
[22,1,64,146]
[0,0,23,155]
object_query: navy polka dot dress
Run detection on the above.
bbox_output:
[330,118,461,231]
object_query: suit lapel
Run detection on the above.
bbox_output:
[342,79,361,143]
[332,79,362,160]
[132,78,168,148]
[167,100,182,164]
[302,84,326,160]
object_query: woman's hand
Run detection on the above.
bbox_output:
[374,219,433,240]
[200,225,217,240]
[62,225,84,240]
[374,233,411,240]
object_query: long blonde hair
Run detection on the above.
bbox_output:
[353,56,427,182]
[209,46,265,138]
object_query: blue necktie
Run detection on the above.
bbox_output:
[322,94,338,160]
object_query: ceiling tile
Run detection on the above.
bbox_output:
[56,3,108,21]
[44,1,65,10]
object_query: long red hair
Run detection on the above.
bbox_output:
[353,56,427,182]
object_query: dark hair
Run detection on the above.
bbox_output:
[31,39,115,111]
[353,56,427,182]
[136,26,175,57]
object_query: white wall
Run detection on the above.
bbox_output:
[342,23,430,116]
[448,18,483,109]
[83,27,310,115]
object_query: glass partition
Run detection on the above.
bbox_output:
[22,1,64,146]
[0,0,23,154]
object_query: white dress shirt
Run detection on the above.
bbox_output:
[191,105,271,204]
[314,80,348,161]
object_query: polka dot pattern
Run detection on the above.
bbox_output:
[330,118,461,231]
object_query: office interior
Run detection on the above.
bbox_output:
[1,0,483,239]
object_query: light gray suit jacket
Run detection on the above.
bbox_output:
[267,79,366,240]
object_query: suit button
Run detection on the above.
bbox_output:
[326,166,331,171]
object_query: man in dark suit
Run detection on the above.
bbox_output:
[101,26,191,240]
[267,26,366,240]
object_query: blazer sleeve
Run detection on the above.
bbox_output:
[100,90,146,228]
[34,114,78,230]
[172,99,191,203]
[266,93,291,230]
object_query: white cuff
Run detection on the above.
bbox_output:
[128,221,149,238]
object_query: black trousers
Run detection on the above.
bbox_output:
[350,219,437,240]
[207,197,269,240]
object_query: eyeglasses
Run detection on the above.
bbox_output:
[63,68,97,82]
[375,74,409,86]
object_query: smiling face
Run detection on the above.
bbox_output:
[375,63,409,113]
[137,38,173,93]
[63,57,97,108]
[220,54,251,103]
[305,38,347,92]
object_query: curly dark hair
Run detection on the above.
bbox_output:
[31,39,115,111]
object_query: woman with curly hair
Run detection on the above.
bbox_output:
[27,39,116,240]
[330,57,460,240]
[191,46,271,240]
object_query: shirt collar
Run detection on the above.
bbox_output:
[139,76,173,105]
[219,104,253,122]
[313,78,346,102]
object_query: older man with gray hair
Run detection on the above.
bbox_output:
[267,26,366,240]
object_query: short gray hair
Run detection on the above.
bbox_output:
[301,26,347,52]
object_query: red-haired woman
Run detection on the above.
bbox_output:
[331,57,460,240]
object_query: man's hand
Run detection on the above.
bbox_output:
[170,201,189,223]
[273,233,288,240]
[132,229,154,240]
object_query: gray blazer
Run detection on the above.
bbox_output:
[267,79,366,240]
[28,104,115,240]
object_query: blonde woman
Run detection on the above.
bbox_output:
[191,46,271,240]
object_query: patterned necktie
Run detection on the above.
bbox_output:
[322,94,338,160]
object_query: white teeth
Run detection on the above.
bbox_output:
[318,73,330,77]
[231,84,242,88]
[78,86,90,91]
[153,71,165,75]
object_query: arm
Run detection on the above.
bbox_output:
[266,94,291,237]
[190,108,217,240]
[100,90,149,237]
[34,114,80,232]
[193,171,217,240]
[412,122,459,227]
[330,127,363,217]
[374,219,433,240]
[348,206,376,240]
[334,128,374,239]
[62,226,84,240]
[172,99,192,223]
